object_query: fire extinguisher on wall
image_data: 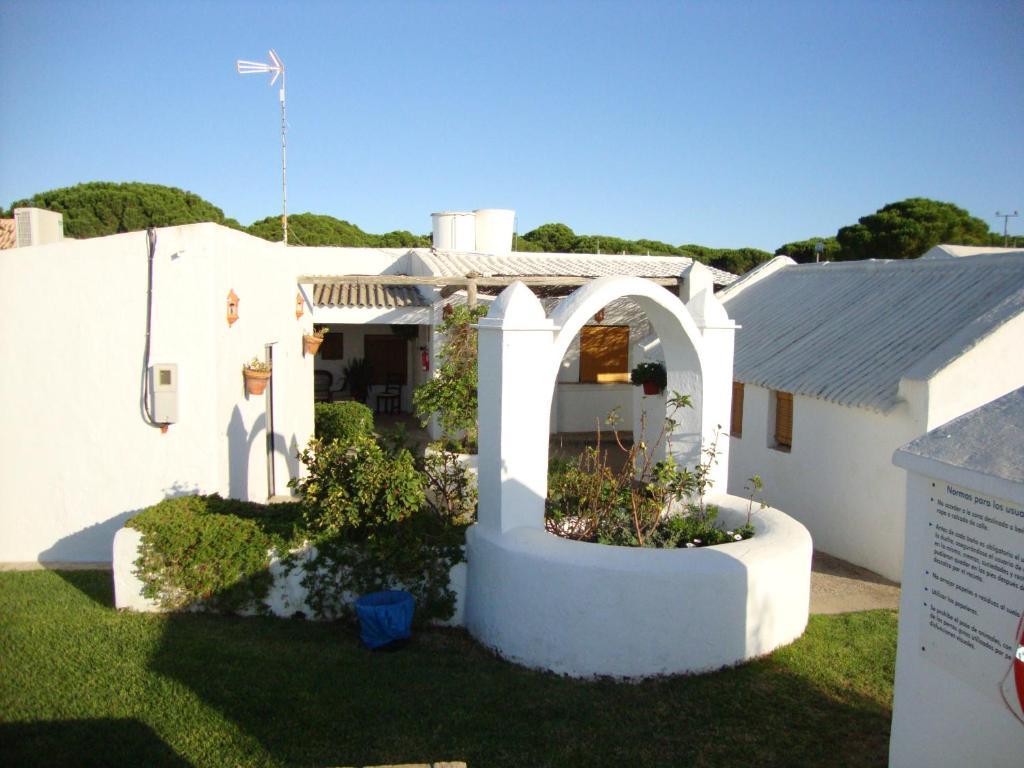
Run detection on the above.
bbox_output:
[420,346,430,372]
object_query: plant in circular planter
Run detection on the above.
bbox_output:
[630,361,667,395]
[303,326,328,356]
[242,358,272,396]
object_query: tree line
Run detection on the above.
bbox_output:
[6,182,1019,273]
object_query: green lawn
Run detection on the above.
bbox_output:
[0,571,896,767]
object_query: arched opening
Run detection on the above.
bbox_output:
[546,277,709,476]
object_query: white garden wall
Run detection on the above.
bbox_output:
[112,526,467,627]
[727,386,919,582]
[466,497,812,678]
[0,224,313,563]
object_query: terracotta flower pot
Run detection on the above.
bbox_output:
[303,334,324,356]
[642,380,662,396]
[243,369,271,396]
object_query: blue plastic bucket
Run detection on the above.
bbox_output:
[354,590,415,649]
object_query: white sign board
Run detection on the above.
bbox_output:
[919,481,1024,702]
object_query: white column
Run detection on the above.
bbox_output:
[476,282,557,533]
[686,288,737,492]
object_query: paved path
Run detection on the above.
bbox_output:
[810,550,901,614]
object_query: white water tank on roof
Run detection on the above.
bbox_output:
[431,211,476,251]
[473,208,515,255]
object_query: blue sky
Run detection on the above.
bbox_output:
[1,0,1021,251]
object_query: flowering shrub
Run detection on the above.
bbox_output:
[545,392,758,548]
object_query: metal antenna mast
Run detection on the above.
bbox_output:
[236,49,288,245]
[995,210,1018,247]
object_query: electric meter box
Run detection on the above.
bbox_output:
[149,364,179,423]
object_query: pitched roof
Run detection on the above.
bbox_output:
[411,249,737,287]
[720,253,1024,412]
[897,386,1024,485]
[920,244,1024,260]
[312,282,428,308]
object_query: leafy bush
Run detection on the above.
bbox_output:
[289,435,465,625]
[127,494,305,613]
[545,394,757,549]
[314,401,374,445]
[413,304,488,452]
[420,443,478,524]
[290,436,424,538]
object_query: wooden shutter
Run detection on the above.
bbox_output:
[775,391,793,449]
[731,381,744,437]
[319,332,345,360]
[579,326,630,383]
[365,335,408,385]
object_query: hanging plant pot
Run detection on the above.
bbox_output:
[303,334,324,356]
[642,380,663,396]
[243,368,271,396]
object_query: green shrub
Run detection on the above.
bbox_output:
[413,304,488,451]
[127,494,305,613]
[290,435,425,539]
[314,401,374,445]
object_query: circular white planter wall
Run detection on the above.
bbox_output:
[465,494,812,679]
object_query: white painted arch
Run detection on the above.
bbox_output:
[466,279,811,678]
[549,276,710,467]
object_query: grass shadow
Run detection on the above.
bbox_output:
[51,568,116,609]
[2,570,896,767]
[0,718,191,767]
[146,608,896,768]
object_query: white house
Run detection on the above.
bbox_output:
[720,252,1024,581]
[0,209,733,564]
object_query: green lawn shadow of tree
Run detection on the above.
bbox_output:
[0,718,192,767]
[145,596,895,768]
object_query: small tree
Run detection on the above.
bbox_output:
[413,304,488,451]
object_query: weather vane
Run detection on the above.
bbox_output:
[236,50,288,245]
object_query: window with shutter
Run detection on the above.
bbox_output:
[319,332,345,360]
[774,391,793,450]
[731,381,744,438]
[579,326,629,383]
[365,335,408,385]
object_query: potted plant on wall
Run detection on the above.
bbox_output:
[242,358,272,396]
[303,326,328,357]
[630,361,667,395]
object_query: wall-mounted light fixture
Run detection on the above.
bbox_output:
[295,292,304,319]
[227,289,240,326]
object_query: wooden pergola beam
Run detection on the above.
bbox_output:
[298,274,681,288]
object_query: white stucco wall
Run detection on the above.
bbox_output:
[728,387,919,581]
[112,525,468,626]
[0,224,313,563]
[917,312,1024,431]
